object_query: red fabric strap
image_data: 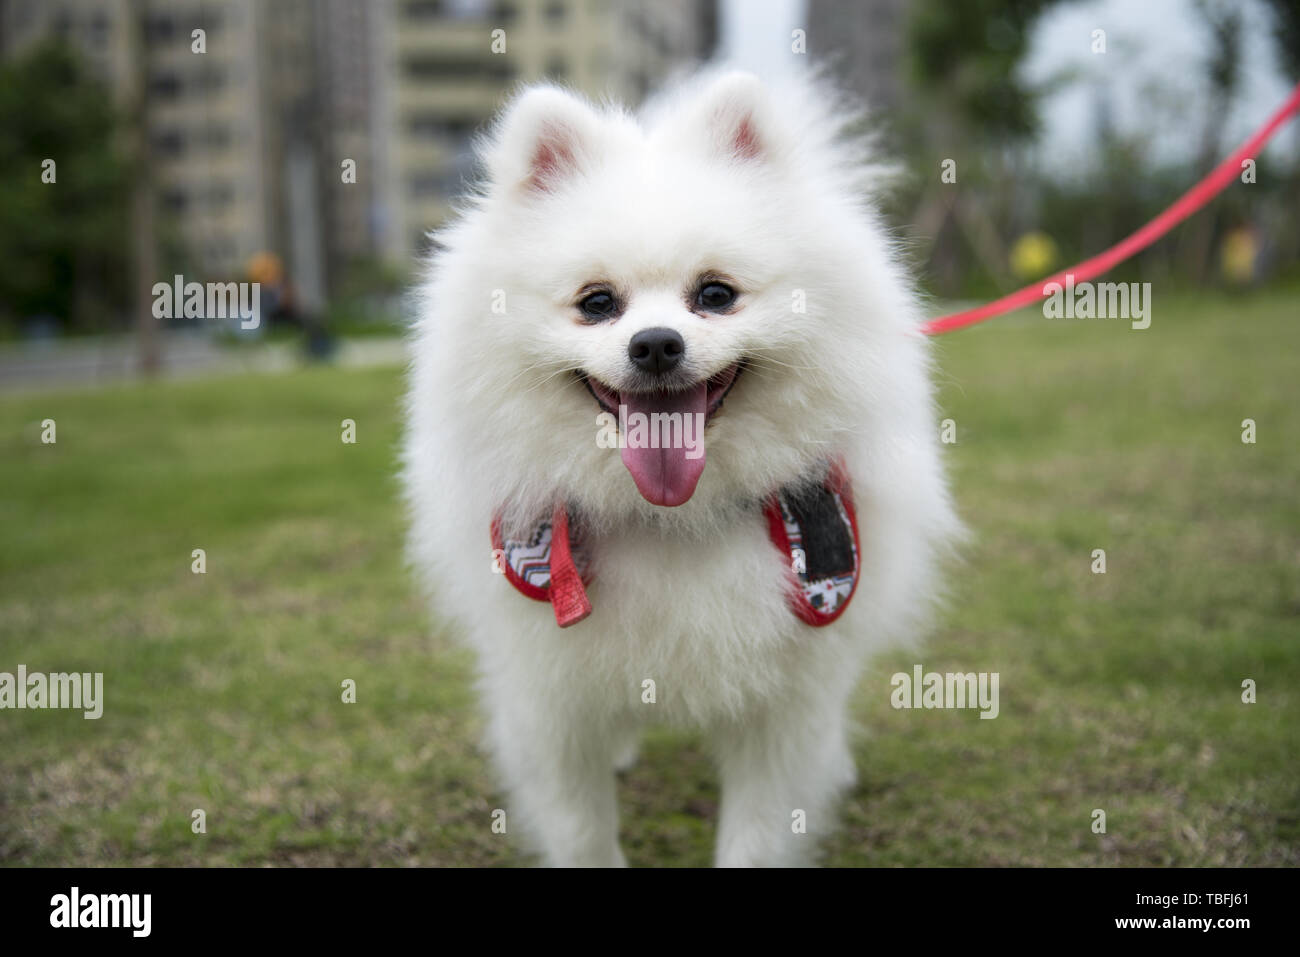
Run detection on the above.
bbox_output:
[922,81,1300,336]
[546,505,593,627]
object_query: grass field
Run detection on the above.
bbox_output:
[1,288,1297,866]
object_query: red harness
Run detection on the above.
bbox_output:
[491,464,861,628]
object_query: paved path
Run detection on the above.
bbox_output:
[0,333,407,394]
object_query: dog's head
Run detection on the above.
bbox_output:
[424,70,922,528]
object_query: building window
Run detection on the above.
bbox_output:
[206,184,234,207]
[148,71,181,98]
[198,126,232,149]
[88,13,109,45]
[545,55,568,80]
[405,1,444,19]
[193,67,225,94]
[404,55,512,81]
[151,129,185,156]
[407,115,477,141]
[446,0,491,19]
[544,1,567,26]
[145,15,177,43]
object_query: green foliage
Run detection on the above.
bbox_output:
[1261,0,1300,81]
[0,41,131,333]
[892,0,1300,299]
[907,0,1064,141]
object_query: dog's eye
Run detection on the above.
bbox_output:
[696,283,736,311]
[579,290,618,321]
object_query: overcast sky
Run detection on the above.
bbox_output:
[716,0,805,76]
[718,0,1297,173]
[1023,0,1296,173]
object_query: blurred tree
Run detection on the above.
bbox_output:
[1181,0,1244,279]
[0,41,130,335]
[1197,0,1244,169]
[908,0,1064,141]
[1258,0,1300,278]
[124,10,160,374]
[901,0,1069,296]
[1261,0,1300,80]
[898,0,1300,297]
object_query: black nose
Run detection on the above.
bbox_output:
[628,327,685,375]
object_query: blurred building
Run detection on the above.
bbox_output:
[806,0,906,117]
[0,0,269,280]
[377,0,717,261]
[0,0,716,300]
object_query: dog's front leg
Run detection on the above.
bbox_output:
[483,683,627,867]
[710,697,857,867]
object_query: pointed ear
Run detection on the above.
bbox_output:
[682,71,775,164]
[488,86,602,195]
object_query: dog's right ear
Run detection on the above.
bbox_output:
[488,86,601,196]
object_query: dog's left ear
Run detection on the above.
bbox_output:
[679,71,778,165]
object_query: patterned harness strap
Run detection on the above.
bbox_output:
[491,462,861,628]
[761,461,861,626]
[491,505,593,627]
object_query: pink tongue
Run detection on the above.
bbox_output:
[620,382,708,506]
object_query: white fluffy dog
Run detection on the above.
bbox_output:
[402,68,959,867]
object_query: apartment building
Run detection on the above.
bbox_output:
[378,0,717,261]
[1,0,269,280]
[1,0,716,292]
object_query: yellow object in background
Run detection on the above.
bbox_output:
[246,251,284,287]
[1221,227,1259,285]
[1010,231,1059,280]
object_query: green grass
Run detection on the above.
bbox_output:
[1,287,1297,866]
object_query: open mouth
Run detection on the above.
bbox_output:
[579,362,743,507]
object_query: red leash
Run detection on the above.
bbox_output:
[922,81,1300,336]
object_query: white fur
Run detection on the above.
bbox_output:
[402,68,960,867]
